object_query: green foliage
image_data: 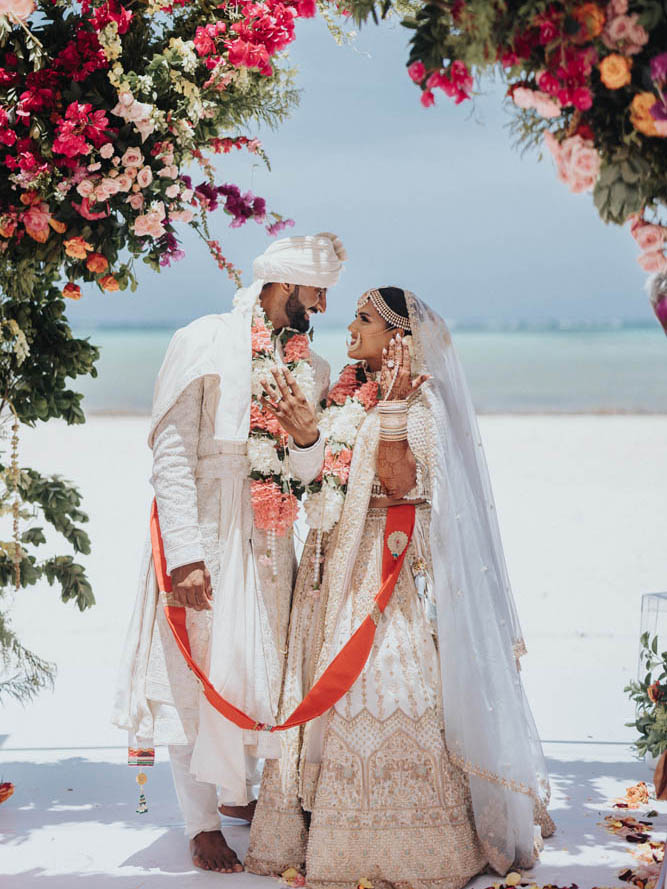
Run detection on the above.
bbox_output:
[594,153,651,224]
[624,632,667,758]
[0,281,97,703]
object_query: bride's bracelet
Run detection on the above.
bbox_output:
[378,399,408,442]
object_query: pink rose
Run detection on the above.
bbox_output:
[116,173,133,191]
[99,142,114,159]
[126,193,144,210]
[165,183,179,199]
[158,164,178,178]
[607,0,628,15]
[512,87,535,110]
[408,61,426,83]
[566,137,600,192]
[76,179,95,198]
[544,133,600,193]
[638,250,667,273]
[133,209,166,238]
[606,15,632,43]
[0,0,35,21]
[627,18,649,51]
[121,147,143,167]
[169,208,194,223]
[136,166,153,188]
[533,92,561,118]
[101,177,120,196]
[633,224,665,252]
[22,202,51,242]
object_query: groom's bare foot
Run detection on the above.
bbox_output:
[189,830,243,873]
[218,799,257,823]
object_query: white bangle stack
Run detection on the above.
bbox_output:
[378,399,408,442]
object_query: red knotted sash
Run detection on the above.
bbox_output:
[149,498,415,732]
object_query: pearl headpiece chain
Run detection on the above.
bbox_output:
[357,289,411,331]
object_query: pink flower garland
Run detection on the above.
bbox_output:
[248,306,314,538]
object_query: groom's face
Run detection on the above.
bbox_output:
[284,284,327,332]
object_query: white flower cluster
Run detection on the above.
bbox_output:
[304,387,372,533]
[318,399,367,446]
[251,358,277,399]
[304,481,346,533]
[291,361,316,406]
[247,436,283,477]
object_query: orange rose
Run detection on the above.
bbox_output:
[64,236,94,259]
[630,92,661,136]
[62,282,82,300]
[99,274,119,291]
[0,216,17,238]
[49,218,67,234]
[572,3,605,41]
[599,53,633,89]
[86,252,109,274]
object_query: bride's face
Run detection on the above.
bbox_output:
[347,298,395,368]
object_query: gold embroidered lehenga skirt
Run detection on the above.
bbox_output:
[246,504,487,889]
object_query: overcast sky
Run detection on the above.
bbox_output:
[66,15,654,329]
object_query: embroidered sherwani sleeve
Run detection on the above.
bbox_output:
[288,349,330,485]
[151,377,205,575]
[289,433,325,484]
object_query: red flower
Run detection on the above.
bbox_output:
[408,61,426,83]
[296,0,316,17]
[572,86,593,110]
[89,0,134,35]
[420,89,435,108]
[576,122,595,141]
[537,70,560,95]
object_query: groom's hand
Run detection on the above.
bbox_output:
[261,367,319,448]
[169,561,213,611]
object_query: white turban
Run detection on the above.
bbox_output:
[252,232,347,289]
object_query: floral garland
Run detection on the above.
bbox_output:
[248,299,315,576]
[303,362,380,595]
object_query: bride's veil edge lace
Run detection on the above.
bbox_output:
[406,292,551,872]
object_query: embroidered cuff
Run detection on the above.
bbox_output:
[163,537,206,576]
[288,432,325,485]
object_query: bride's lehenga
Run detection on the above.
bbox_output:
[247,292,554,886]
[247,407,490,889]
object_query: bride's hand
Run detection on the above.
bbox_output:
[260,367,319,448]
[380,333,430,401]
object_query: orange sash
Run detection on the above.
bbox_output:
[150,498,415,732]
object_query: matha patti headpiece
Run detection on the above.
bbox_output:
[357,289,411,331]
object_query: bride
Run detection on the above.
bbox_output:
[245,287,554,888]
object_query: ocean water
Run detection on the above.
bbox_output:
[71,323,667,414]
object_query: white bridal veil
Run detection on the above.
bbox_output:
[406,292,551,871]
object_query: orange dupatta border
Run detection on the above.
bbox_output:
[149,498,415,732]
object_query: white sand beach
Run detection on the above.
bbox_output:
[2,413,667,886]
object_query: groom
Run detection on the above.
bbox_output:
[113,233,344,872]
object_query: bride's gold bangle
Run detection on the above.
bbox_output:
[378,400,408,442]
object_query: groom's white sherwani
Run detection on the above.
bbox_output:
[113,234,343,832]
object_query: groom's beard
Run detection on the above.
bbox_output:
[284,286,310,333]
